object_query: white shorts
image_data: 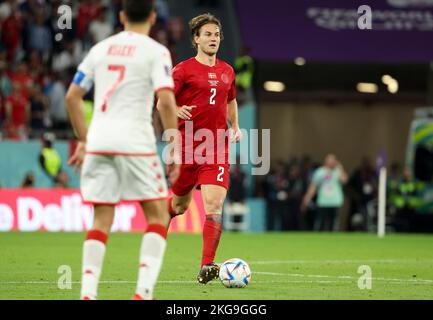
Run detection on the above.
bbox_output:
[81,154,168,204]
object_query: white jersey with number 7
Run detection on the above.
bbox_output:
[73,31,174,155]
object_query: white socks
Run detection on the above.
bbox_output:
[80,230,107,300]
[135,225,167,300]
[80,225,167,300]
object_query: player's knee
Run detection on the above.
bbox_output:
[173,202,188,215]
[204,197,224,213]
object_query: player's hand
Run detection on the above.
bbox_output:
[229,126,243,143]
[68,141,86,171]
[177,105,197,120]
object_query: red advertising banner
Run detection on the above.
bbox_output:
[0,189,205,233]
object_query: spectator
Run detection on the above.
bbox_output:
[77,0,102,40]
[52,41,82,74]
[347,157,378,231]
[234,46,254,104]
[155,0,169,24]
[54,170,69,188]
[225,160,248,231]
[89,7,113,45]
[264,162,289,231]
[0,83,5,132]
[26,7,53,61]
[27,50,45,87]
[392,166,420,232]
[1,2,22,63]
[0,56,11,128]
[0,51,11,95]
[47,72,69,130]
[29,84,49,137]
[21,171,35,188]
[38,132,62,184]
[285,164,305,230]
[9,61,33,99]
[0,0,14,21]
[300,155,318,230]
[229,160,247,203]
[5,81,30,140]
[388,161,402,195]
[301,154,348,231]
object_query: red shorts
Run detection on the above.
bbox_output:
[171,163,230,196]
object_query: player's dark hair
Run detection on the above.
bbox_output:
[189,13,224,49]
[122,0,155,23]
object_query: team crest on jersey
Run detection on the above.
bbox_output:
[208,73,217,79]
[221,73,230,84]
[208,80,219,87]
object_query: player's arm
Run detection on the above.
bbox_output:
[156,63,196,120]
[65,84,88,169]
[65,84,88,143]
[157,89,180,184]
[65,48,95,169]
[227,98,242,142]
[157,89,178,133]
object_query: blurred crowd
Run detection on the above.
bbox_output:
[0,0,185,141]
[248,155,420,232]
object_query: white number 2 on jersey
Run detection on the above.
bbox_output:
[217,166,224,182]
[210,88,217,105]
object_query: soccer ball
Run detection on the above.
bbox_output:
[219,258,251,288]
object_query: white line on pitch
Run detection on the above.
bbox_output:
[254,271,433,284]
[249,259,433,264]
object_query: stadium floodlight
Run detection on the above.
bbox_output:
[294,57,306,66]
[356,82,378,93]
[387,79,399,94]
[381,74,393,84]
[381,75,399,94]
[264,81,285,92]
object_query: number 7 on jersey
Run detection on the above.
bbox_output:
[101,65,126,112]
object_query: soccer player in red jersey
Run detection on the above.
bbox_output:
[158,13,242,284]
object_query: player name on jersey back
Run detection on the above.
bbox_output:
[107,44,137,57]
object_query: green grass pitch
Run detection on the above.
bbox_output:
[0,232,432,300]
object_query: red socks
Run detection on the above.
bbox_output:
[86,229,108,244]
[168,197,223,267]
[201,214,222,267]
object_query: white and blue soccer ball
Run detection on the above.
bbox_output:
[219,258,251,288]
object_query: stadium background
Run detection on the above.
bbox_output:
[1,0,433,233]
[1,0,433,301]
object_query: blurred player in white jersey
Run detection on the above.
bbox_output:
[65,0,179,300]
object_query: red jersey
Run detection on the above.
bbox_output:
[7,95,28,127]
[173,58,236,162]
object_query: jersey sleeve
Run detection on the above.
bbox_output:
[172,63,185,97]
[227,67,237,102]
[73,48,96,92]
[151,48,174,93]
